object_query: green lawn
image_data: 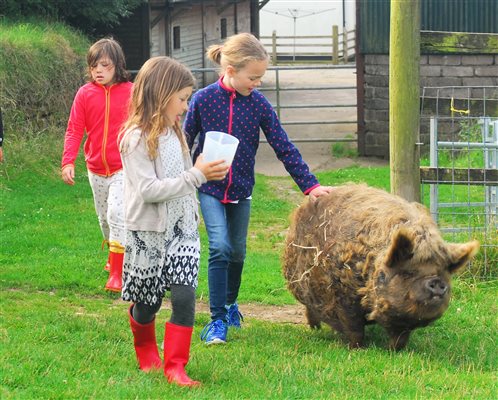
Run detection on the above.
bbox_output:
[1,132,496,399]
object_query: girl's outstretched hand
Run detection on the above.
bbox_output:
[308,185,334,202]
[195,154,230,181]
[61,165,75,185]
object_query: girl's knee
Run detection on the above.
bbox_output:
[230,250,246,264]
[108,206,125,228]
[209,242,231,261]
[170,285,196,326]
[133,301,162,324]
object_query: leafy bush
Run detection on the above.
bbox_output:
[1,0,144,34]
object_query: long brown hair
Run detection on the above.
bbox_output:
[120,56,195,159]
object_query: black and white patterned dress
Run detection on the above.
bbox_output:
[121,132,200,305]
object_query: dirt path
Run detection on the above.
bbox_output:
[114,297,307,324]
[195,301,307,324]
[163,300,308,325]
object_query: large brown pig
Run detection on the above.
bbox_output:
[283,184,479,350]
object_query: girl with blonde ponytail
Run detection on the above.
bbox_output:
[184,33,334,345]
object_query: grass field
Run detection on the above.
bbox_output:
[1,18,496,399]
[1,130,496,399]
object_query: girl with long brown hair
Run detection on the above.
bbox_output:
[120,56,228,386]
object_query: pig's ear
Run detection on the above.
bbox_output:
[446,241,480,274]
[385,228,414,269]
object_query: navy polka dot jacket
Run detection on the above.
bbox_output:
[184,77,320,203]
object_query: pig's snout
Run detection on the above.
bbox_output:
[425,277,448,298]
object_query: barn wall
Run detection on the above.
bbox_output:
[235,1,251,35]
[150,7,167,57]
[358,0,498,157]
[167,0,253,67]
[108,1,255,82]
[363,53,498,158]
[170,5,204,69]
[167,1,254,85]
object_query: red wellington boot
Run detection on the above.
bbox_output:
[129,306,162,371]
[104,241,124,292]
[164,322,201,387]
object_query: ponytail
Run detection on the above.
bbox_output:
[206,45,223,65]
[205,33,268,72]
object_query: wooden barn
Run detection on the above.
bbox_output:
[96,0,266,85]
[356,0,498,157]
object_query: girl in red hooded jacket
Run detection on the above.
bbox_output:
[61,38,133,292]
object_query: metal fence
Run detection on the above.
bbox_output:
[190,65,357,145]
[420,86,498,276]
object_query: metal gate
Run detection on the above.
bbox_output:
[420,86,498,276]
[426,116,497,228]
[190,65,357,145]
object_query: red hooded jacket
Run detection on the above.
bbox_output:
[62,81,133,176]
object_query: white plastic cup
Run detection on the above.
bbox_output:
[202,131,239,165]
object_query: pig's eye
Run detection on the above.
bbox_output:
[377,271,387,285]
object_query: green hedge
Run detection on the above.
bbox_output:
[0,20,90,135]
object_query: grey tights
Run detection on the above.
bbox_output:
[132,284,196,327]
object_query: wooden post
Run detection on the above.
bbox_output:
[389,0,421,202]
[342,28,348,63]
[332,25,339,65]
[272,30,277,66]
[275,68,281,119]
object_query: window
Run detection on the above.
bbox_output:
[173,26,180,49]
[220,18,227,39]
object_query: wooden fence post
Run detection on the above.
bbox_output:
[272,30,277,66]
[389,0,421,201]
[332,25,339,65]
[342,29,348,63]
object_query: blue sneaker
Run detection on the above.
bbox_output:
[226,303,244,328]
[200,319,228,345]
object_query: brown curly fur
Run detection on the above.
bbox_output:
[283,184,479,350]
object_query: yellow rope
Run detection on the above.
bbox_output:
[450,97,469,115]
[101,239,110,250]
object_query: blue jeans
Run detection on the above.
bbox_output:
[199,192,251,321]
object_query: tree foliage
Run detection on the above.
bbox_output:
[1,0,145,34]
